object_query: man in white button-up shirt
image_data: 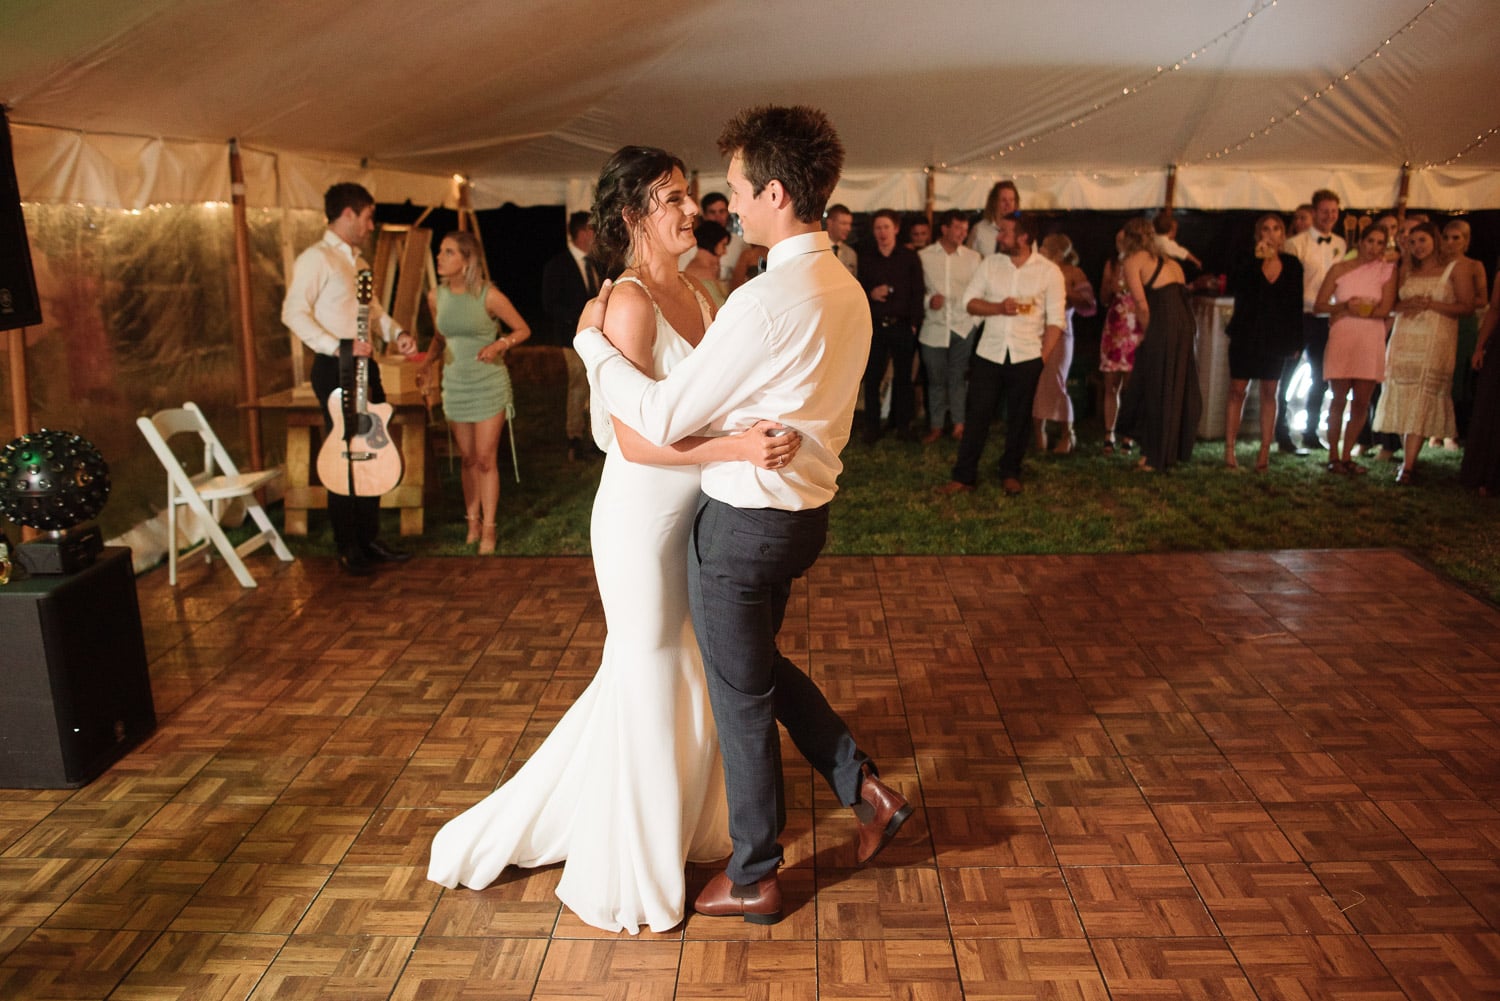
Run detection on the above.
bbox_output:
[918,210,982,443]
[282,182,416,576]
[937,212,1064,496]
[575,105,913,924]
[1280,188,1346,451]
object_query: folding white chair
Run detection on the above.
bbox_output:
[136,401,294,588]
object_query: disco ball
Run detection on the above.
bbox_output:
[0,430,111,531]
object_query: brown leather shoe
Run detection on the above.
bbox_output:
[920,427,944,445]
[1002,477,1023,496]
[693,870,783,925]
[935,480,974,496]
[854,764,914,865]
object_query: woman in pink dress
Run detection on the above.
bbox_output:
[1316,225,1398,474]
[1098,228,1141,454]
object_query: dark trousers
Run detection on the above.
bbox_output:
[864,322,917,433]
[1302,314,1329,442]
[311,351,386,554]
[951,354,1044,485]
[688,497,868,884]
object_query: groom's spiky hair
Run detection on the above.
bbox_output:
[718,105,843,224]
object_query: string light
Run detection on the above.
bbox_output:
[946,0,1280,173]
[1202,0,1440,161]
[1423,125,1500,168]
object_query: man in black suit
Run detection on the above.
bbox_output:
[540,211,600,458]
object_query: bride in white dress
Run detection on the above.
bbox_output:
[427,146,800,934]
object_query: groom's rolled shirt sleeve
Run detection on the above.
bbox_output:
[574,296,773,447]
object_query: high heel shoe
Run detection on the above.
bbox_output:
[478,521,497,555]
[465,514,481,545]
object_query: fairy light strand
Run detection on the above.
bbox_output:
[1202,0,1440,161]
[942,0,1282,174]
[1424,125,1499,168]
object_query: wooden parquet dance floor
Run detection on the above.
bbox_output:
[3,549,1500,1000]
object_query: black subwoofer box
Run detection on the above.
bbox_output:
[0,547,156,787]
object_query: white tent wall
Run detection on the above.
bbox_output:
[4,0,1498,213]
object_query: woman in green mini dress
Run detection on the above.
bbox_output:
[423,231,529,553]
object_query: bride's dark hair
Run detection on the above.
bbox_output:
[589,145,686,274]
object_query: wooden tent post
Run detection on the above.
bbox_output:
[925,167,936,224]
[6,327,37,540]
[7,327,27,436]
[228,139,263,470]
[1396,162,1411,224]
[1163,164,1177,212]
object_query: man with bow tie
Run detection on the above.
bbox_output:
[1281,188,1347,452]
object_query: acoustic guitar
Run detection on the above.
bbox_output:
[317,268,404,497]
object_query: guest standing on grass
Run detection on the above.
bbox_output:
[1116,217,1201,473]
[1373,222,1474,486]
[917,209,982,444]
[1099,228,1141,455]
[1460,278,1500,496]
[1033,233,1095,456]
[1224,214,1303,472]
[936,211,1064,497]
[1316,225,1397,476]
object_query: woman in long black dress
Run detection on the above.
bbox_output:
[1461,279,1500,495]
[1117,216,1202,471]
[1223,214,1303,471]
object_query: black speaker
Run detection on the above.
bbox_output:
[0,108,42,332]
[0,547,156,787]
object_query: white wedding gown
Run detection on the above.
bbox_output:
[428,277,730,934]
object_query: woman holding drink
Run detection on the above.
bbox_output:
[1316,225,1398,474]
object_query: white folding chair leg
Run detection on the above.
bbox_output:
[179,491,260,588]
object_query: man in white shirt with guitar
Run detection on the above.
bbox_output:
[283,182,418,577]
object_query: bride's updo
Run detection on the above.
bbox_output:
[589,145,687,274]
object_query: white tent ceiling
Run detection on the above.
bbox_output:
[4,0,1498,213]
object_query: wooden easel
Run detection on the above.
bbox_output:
[370,224,437,335]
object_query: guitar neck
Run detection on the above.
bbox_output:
[355,296,371,413]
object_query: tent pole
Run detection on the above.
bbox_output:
[925,167,935,224]
[1163,164,1177,212]
[1396,162,1411,224]
[228,139,264,471]
[7,327,28,437]
[6,327,38,540]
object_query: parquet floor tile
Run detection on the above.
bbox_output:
[109,930,286,1000]
[388,937,548,1000]
[1227,934,1407,1000]
[3,550,1493,999]
[676,940,817,1001]
[41,858,218,931]
[0,927,159,1000]
[938,866,1085,939]
[817,939,964,1000]
[1092,937,1260,999]
[1062,865,1219,938]
[1363,932,1500,1000]
[245,934,417,1000]
[1185,862,1355,936]
[1310,861,1492,933]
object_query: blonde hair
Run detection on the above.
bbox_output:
[1040,233,1079,267]
[441,231,486,295]
[1121,217,1157,257]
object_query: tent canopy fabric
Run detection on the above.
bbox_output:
[4,0,1498,213]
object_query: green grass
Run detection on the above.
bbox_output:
[274,378,1500,605]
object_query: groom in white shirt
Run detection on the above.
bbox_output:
[575,105,914,925]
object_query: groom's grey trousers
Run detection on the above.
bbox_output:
[688,494,870,885]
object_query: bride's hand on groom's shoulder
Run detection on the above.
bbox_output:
[576,279,614,336]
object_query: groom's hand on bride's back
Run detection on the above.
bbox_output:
[576,279,614,338]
